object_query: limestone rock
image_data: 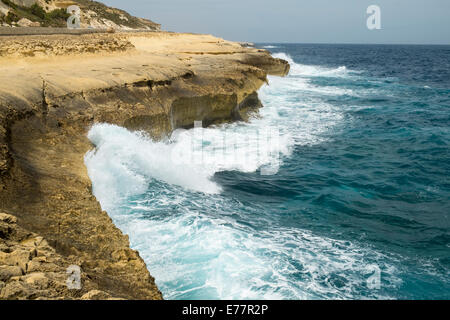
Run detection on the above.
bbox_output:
[0,266,23,281]
[10,0,37,7]
[81,290,111,300]
[0,213,17,239]
[7,249,32,270]
[16,18,40,28]
[0,213,108,299]
[0,213,17,224]
[23,272,49,289]
[111,248,139,262]
[0,2,10,17]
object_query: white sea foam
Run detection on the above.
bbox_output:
[85,65,344,198]
[85,124,221,197]
[273,52,351,78]
[114,201,400,299]
[84,53,401,299]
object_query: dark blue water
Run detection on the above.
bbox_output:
[248,44,450,298]
[86,44,450,300]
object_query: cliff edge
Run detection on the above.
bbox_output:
[0,31,289,299]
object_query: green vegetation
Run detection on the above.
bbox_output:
[0,0,70,27]
[30,4,46,20]
[3,11,19,24]
[0,0,159,29]
[74,0,159,29]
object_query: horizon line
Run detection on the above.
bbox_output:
[249,41,450,46]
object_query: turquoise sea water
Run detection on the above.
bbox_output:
[85,44,450,299]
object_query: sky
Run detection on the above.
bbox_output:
[101,0,450,44]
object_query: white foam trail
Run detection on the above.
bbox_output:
[101,193,401,300]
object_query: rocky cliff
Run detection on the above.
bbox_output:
[0,31,289,299]
[0,0,160,30]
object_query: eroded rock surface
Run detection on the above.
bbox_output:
[0,212,124,299]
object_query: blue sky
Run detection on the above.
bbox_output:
[102,0,450,44]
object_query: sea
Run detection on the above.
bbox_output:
[84,44,450,300]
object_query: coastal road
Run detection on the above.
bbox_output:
[0,27,157,36]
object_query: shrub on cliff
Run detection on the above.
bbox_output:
[0,1,70,27]
[44,8,69,22]
[29,3,45,20]
[3,11,19,24]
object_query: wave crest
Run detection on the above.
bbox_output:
[273,52,350,77]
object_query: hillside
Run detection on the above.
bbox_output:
[0,0,160,30]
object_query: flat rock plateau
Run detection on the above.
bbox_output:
[0,31,289,300]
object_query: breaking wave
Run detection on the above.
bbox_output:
[84,51,410,300]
